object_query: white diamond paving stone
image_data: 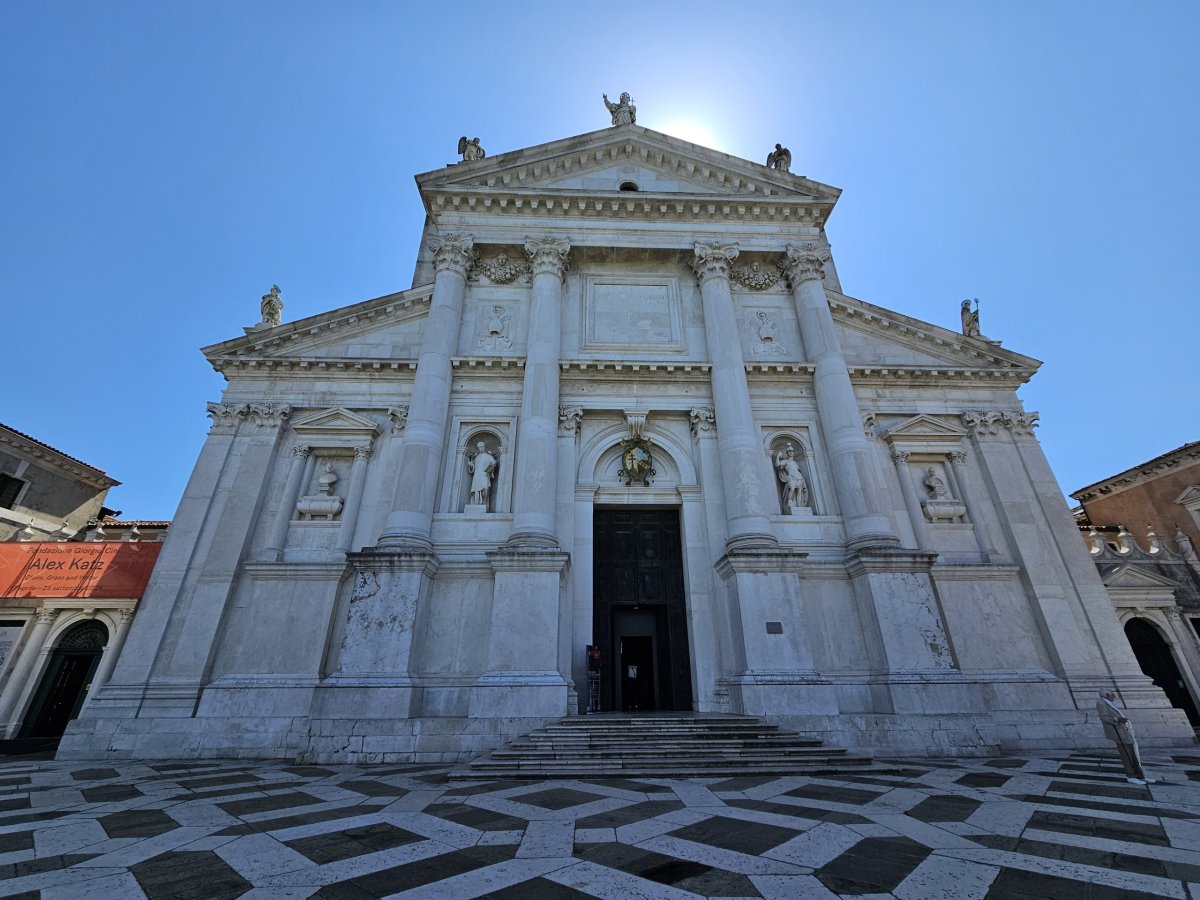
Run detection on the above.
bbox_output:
[945,847,1189,898]
[216,833,318,880]
[751,874,842,900]
[892,854,1000,899]
[865,813,982,849]
[383,857,579,899]
[763,821,863,869]
[38,869,148,900]
[32,819,109,856]
[545,859,699,899]
[516,819,575,857]
[637,834,808,876]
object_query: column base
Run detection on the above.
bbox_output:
[468,672,569,719]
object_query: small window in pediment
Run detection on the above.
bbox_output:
[619,181,639,192]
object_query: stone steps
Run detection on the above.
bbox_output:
[449,714,876,780]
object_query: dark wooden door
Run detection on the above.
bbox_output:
[22,650,101,738]
[594,508,692,712]
[1125,618,1200,725]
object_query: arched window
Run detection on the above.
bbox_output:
[618,181,639,192]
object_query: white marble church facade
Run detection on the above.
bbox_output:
[61,120,1194,761]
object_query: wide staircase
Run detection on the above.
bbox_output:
[450,713,875,780]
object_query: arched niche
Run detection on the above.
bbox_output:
[578,421,697,491]
[452,427,508,513]
[762,428,819,515]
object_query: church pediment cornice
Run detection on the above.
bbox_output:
[827,291,1041,373]
[419,125,839,204]
[202,285,433,361]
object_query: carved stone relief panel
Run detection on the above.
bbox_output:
[582,275,684,353]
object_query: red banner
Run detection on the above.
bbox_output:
[0,542,162,599]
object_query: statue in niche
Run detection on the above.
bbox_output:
[478,305,513,351]
[766,143,792,173]
[295,461,344,520]
[457,136,486,162]
[924,466,948,499]
[961,298,981,337]
[753,311,786,356]
[603,92,636,126]
[774,443,809,509]
[466,441,498,509]
[259,285,283,328]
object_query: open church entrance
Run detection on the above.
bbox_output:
[593,508,693,712]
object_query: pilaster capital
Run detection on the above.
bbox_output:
[690,241,739,286]
[558,405,583,437]
[890,449,911,464]
[35,608,60,626]
[244,403,292,430]
[428,232,475,278]
[689,406,717,437]
[946,450,968,465]
[117,608,137,624]
[388,405,409,435]
[782,242,831,286]
[524,237,571,280]
[292,444,312,459]
[206,401,245,434]
[353,444,374,461]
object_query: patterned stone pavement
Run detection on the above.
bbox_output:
[0,750,1198,898]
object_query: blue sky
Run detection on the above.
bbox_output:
[2,2,1197,520]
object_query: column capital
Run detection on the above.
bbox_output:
[690,241,739,286]
[117,608,137,624]
[353,444,374,461]
[890,449,911,464]
[524,237,571,280]
[428,232,475,278]
[782,242,831,286]
[35,608,60,626]
[292,443,312,459]
[946,450,968,464]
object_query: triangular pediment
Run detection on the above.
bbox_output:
[291,408,379,436]
[829,291,1041,374]
[418,125,839,203]
[203,285,432,369]
[1175,484,1200,506]
[882,415,969,443]
[1102,564,1182,592]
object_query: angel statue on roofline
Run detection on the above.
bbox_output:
[457,136,486,162]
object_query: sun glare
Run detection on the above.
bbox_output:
[659,120,719,151]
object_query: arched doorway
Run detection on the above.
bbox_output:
[19,619,108,739]
[1124,617,1200,726]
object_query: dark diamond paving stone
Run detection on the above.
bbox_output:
[477,877,596,899]
[215,804,375,835]
[1009,792,1200,820]
[283,766,335,777]
[99,808,179,838]
[3,892,38,900]
[839,772,927,785]
[338,779,408,798]
[166,778,321,803]
[784,783,882,805]
[585,778,675,795]
[575,799,684,829]
[576,841,757,894]
[669,814,801,855]
[1032,770,1131,786]
[131,850,253,900]
[286,821,423,865]
[1186,770,1200,782]
[83,783,144,803]
[985,866,1170,899]
[0,853,97,879]
[515,787,604,810]
[314,844,516,898]
[984,758,1028,768]
[956,772,1011,788]
[0,810,68,827]
[0,830,33,853]
[1027,810,1169,846]
[438,780,527,797]
[1048,779,1151,801]
[0,797,30,811]
[175,772,261,790]
[423,802,531,831]
[0,777,31,787]
[906,794,982,822]
[816,835,932,895]
[974,834,1200,882]
[219,790,322,818]
[726,798,871,825]
[708,775,784,791]
[70,767,119,781]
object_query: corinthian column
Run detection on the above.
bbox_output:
[691,241,776,550]
[378,233,474,550]
[783,242,898,550]
[507,237,570,547]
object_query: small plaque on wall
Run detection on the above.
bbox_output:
[765,621,784,634]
